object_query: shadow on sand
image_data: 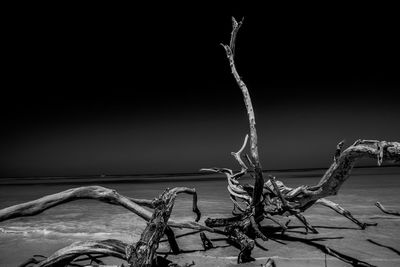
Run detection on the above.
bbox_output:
[367,239,400,256]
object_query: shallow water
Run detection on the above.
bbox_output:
[1,168,399,266]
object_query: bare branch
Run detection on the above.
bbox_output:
[375,201,400,216]
[0,186,215,234]
[36,239,127,267]
[297,140,400,206]
[222,16,264,215]
[0,186,153,223]
[316,198,377,228]
[231,134,249,175]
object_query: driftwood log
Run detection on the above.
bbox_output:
[1,16,399,267]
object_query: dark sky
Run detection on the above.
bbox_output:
[1,4,399,177]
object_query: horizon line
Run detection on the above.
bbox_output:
[1,164,398,180]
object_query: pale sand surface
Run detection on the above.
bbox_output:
[1,168,399,266]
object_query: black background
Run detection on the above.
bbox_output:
[1,3,399,177]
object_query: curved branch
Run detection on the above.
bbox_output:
[296,140,400,206]
[0,186,216,234]
[36,239,127,267]
[375,201,400,216]
[0,186,153,222]
[231,134,249,177]
[170,187,201,222]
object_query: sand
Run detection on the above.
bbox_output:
[1,168,399,266]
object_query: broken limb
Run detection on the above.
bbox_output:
[127,188,181,266]
[375,202,400,216]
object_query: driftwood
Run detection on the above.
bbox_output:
[375,202,400,216]
[1,16,400,267]
[1,187,203,267]
[126,188,187,266]
[0,186,214,233]
[201,17,400,265]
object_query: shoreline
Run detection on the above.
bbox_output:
[0,165,399,185]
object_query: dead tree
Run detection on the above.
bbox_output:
[1,16,400,267]
[201,17,400,263]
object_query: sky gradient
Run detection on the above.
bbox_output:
[1,4,399,177]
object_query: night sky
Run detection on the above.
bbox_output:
[1,4,399,177]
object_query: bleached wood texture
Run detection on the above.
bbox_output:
[0,186,215,233]
[36,239,127,267]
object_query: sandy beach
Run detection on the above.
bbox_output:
[1,167,399,266]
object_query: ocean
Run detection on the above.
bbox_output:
[1,167,399,266]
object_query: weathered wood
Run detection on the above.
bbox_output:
[0,186,152,222]
[36,239,127,267]
[375,201,400,216]
[302,140,400,205]
[226,225,255,263]
[221,17,265,217]
[127,187,198,267]
[202,18,400,264]
[0,186,213,233]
